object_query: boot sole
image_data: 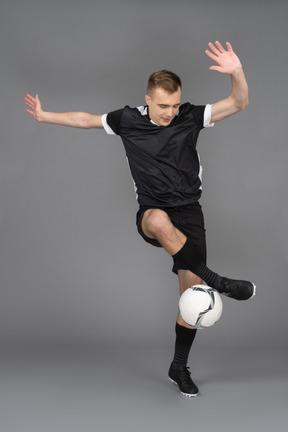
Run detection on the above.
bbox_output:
[169,377,199,397]
[250,283,256,299]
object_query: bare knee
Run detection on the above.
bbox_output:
[142,209,172,240]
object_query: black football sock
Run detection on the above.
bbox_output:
[172,238,221,289]
[172,323,197,369]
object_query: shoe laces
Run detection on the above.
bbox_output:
[221,277,238,292]
[178,367,192,385]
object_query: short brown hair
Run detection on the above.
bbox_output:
[147,70,182,96]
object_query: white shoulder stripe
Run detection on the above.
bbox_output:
[136,106,147,115]
[101,113,116,135]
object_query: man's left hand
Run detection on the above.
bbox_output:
[205,41,242,75]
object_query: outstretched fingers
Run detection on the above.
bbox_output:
[205,42,220,63]
[206,41,230,59]
[24,94,35,109]
[25,93,37,102]
[24,94,42,117]
[209,41,223,54]
[205,40,241,74]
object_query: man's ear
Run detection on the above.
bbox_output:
[145,94,151,105]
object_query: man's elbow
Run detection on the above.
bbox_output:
[241,96,249,110]
[235,96,249,112]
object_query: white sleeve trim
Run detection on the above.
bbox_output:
[101,114,116,135]
[203,104,214,128]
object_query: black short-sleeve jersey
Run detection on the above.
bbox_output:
[102,103,213,207]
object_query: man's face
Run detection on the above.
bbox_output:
[145,87,181,127]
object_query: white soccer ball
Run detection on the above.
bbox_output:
[179,284,223,329]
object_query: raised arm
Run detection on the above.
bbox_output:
[24,94,104,129]
[205,41,249,123]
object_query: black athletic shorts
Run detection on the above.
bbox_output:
[136,202,207,274]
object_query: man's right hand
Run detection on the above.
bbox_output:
[24,94,43,121]
[24,94,104,129]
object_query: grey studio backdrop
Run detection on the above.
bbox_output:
[0,0,288,431]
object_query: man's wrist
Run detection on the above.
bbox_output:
[36,111,51,123]
[231,65,244,78]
